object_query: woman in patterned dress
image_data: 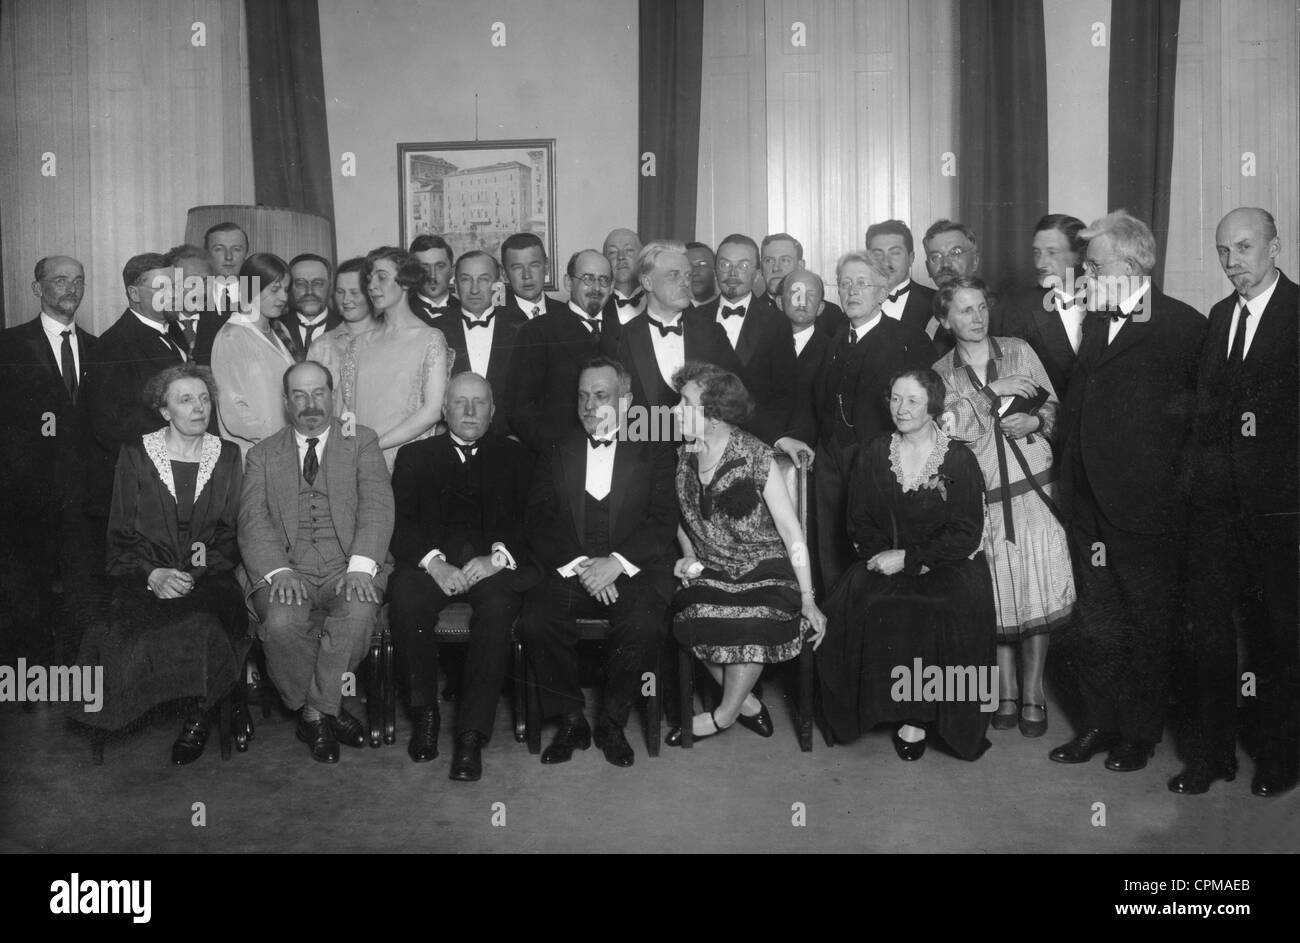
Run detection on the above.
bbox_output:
[932,276,1075,738]
[670,362,827,740]
[306,257,377,417]
[351,246,453,470]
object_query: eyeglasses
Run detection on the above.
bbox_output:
[716,260,755,274]
[838,278,888,293]
[689,259,713,270]
[574,273,613,288]
[46,277,85,291]
[926,247,969,266]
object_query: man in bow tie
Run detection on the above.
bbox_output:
[430,251,525,437]
[521,357,679,767]
[502,232,567,321]
[506,249,618,453]
[389,372,537,780]
[867,220,937,338]
[686,241,719,305]
[408,234,460,325]
[282,254,341,362]
[1175,207,1298,798]
[1051,210,1205,776]
[602,228,646,329]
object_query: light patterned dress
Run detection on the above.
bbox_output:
[934,335,1075,641]
[350,323,453,469]
[307,324,374,418]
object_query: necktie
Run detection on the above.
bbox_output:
[59,329,77,401]
[582,316,601,336]
[180,316,198,352]
[454,441,478,462]
[653,319,683,338]
[587,434,614,448]
[1227,301,1253,366]
[300,319,323,351]
[847,329,858,346]
[164,322,188,359]
[616,292,644,308]
[887,287,909,304]
[530,304,542,319]
[721,304,746,319]
[303,437,320,485]
[463,313,495,330]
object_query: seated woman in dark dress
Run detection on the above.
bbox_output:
[670,363,827,739]
[816,368,996,761]
[79,363,248,764]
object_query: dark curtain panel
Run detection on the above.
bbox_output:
[638,0,703,242]
[244,0,335,222]
[1108,0,1180,284]
[957,0,1049,294]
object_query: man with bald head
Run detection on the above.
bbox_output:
[506,249,617,452]
[602,228,645,328]
[389,372,536,780]
[0,256,96,666]
[760,232,847,337]
[1175,207,1298,798]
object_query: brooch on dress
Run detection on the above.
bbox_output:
[919,473,953,501]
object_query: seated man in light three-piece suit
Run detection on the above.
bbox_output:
[238,360,395,764]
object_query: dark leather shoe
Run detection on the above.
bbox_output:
[1168,759,1237,795]
[326,708,367,749]
[593,720,635,767]
[1019,702,1048,738]
[1105,741,1155,772]
[449,731,486,781]
[735,702,774,738]
[665,726,683,747]
[892,728,926,761]
[232,704,253,752]
[1251,760,1299,797]
[407,706,440,763]
[171,718,210,765]
[1049,728,1117,764]
[541,715,591,765]
[296,716,339,764]
[991,698,1019,731]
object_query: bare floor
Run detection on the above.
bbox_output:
[1,680,1294,854]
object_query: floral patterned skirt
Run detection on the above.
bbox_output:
[672,558,803,664]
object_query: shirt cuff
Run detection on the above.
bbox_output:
[610,552,640,577]
[265,566,291,583]
[490,542,517,570]
[419,549,445,572]
[348,555,378,577]
[557,555,589,578]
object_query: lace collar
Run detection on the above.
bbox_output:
[142,429,222,502]
[889,426,950,492]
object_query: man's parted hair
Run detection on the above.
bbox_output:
[580,355,632,397]
[409,233,454,260]
[566,249,610,278]
[290,253,333,277]
[122,253,170,291]
[163,244,209,267]
[500,232,547,267]
[717,233,760,258]
[865,219,916,255]
[834,251,890,283]
[1080,210,1157,275]
[685,241,714,254]
[282,360,335,397]
[671,361,755,426]
[1033,214,1088,257]
[636,239,688,280]
[922,219,978,250]
[144,362,217,411]
[761,233,804,259]
[455,249,502,280]
[203,221,249,249]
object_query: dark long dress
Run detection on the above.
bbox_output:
[672,429,802,663]
[816,430,996,759]
[79,432,247,730]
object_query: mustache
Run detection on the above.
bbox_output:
[297,408,325,417]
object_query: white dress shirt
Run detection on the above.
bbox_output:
[647,312,686,387]
[1051,290,1085,353]
[462,306,496,376]
[419,292,451,312]
[515,295,547,320]
[557,435,639,578]
[1225,269,1279,361]
[264,426,377,581]
[568,300,602,334]
[416,434,517,574]
[850,312,883,344]
[792,324,815,357]
[612,290,645,323]
[295,311,331,350]
[133,310,187,360]
[880,279,913,321]
[716,292,751,349]
[1108,280,1151,344]
[40,312,81,378]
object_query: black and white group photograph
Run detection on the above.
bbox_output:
[0,0,1296,890]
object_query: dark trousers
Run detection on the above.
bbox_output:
[520,572,668,727]
[1063,486,1185,745]
[1185,513,1299,770]
[388,565,520,738]
[814,439,858,594]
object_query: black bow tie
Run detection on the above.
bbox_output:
[428,305,448,315]
[721,304,746,319]
[887,287,909,304]
[453,441,479,461]
[652,319,683,337]
[463,313,494,330]
[587,435,614,448]
[615,292,644,308]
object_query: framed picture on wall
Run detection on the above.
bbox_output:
[398,138,557,290]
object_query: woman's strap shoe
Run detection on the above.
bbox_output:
[735,702,774,738]
[991,698,1020,730]
[171,718,210,765]
[1018,702,1047,738]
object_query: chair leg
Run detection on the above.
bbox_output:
[91,728,105,765]
[382,630,396,745]
[512,640,527,743]
[366,632,383,747]
[524,645,542,755]
[256,647,273,719]
[646,653,662,758]
[798,645,814,752]
[216,694,233,761]
[677,646,694,749]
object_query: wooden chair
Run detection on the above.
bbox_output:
[676,452,817,751]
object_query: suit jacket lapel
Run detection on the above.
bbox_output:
[561,439,587,547]
[608,440,633,533]
[442,315,469,374]
[627,320,663,407]
[1243,273,1296,368]
[1032,306,1076,366]
[271,428,300,548]
[323,419,353,527]
[22,324,72,406]
[1095,306,1151,368]
[734,312,760,365]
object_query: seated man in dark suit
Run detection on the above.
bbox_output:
[521,357,679,768]
[389,372,537,781]
[501,232,568,321]
[407,234,460,325]
[1175,207,1298,798]
[694,234,796,445]
[431,251,525,437]
[506,249,616,453]
[162,244,226,367]
[0,255,94,666]
[761,232,847,337]
[813,253,935,590]
[238,361,395,764]
[868,219,938,339]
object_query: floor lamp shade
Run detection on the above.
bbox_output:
[184,205,336,270]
